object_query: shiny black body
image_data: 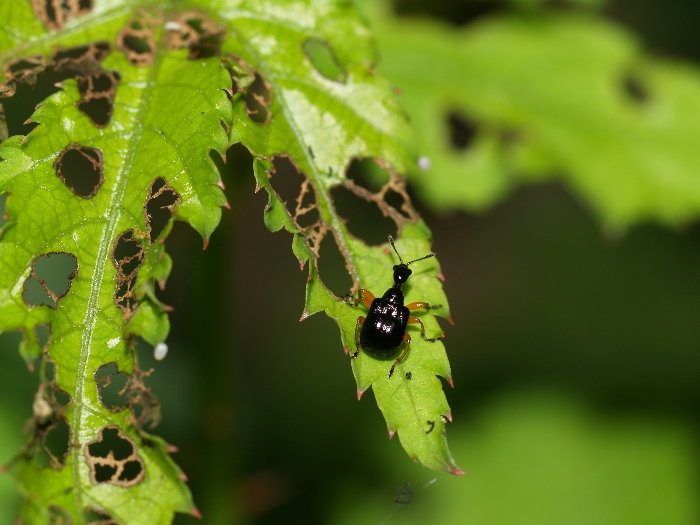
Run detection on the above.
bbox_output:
[361,287,409,358]
[360,265,412,358]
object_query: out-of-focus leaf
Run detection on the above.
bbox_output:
[331,391,700,525]
[362,2,700,230]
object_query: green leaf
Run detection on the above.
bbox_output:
[361,3,700,230]
[0,3,231,522]
[213,1,460,472]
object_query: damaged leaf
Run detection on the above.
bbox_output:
[0,2,231,522]
[220,1,460,472]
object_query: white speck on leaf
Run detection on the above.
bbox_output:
[418,156,431,171]
[107,337,120,349]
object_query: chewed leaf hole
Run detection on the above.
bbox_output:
[34,323,50,347]
[269,155,305,206]
[84,507,119,525]
[54,144,104,198]
[318,231,353,298]
[76,69,120,127]
[303,38,347,82]
[117,11,157,66]
[95,363,128,412]
[347,158,390,193]
[122,35,151,55]
[49,506,72,524]
[37,416,70,469]
[446,110,478,151]
[30,0,94,30]
[384,188,412,220]
[85,427,145,486]
[112,230,144,318]
[22,252,78,309]
[331,185,397,245]
[145,177,180,242]
[622,72,650,104]
[269,155,320,230]
[245,72,272,124]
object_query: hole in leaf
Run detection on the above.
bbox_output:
[384,188,412,219]
[77,98,112,126]
[53,42,110,66]
[331,185,397,245]
[346,158,390,193]
[38,416,70,469]
[302,38,347,82]
[117,12,157,66]
[164,12,224,59]
[54,144,104,198]
[51,385,72,408]
[112,230,144,318]
[1,68,76,136]
[245,72,272,124]
[75,69,120,127]
[622,72,650,104]
[1,44,115,135]
[446,110,478,151]
[30,0,93,30]
[22,252,78,309]
[269,156,320,230]
[34,323,50,347]
[85,426,145,486]
[145,177,180,242]
[318,231,353,298]
[95,363,129,412]
[48,505,72,524]
[122,35,151,55]
[269,155,306,209]
[84,507,119,525]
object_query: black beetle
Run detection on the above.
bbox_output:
[351,236,443,377]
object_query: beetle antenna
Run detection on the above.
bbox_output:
[388,236,405,265]
[407,252,435,266]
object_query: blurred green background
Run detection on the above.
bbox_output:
[2,0,700,523]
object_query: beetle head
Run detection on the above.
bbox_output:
[393,264,412,285]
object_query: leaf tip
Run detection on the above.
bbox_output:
[203,238,210,250]
[299,311,310,322]
[179,472,189,482]
[442,413,453,424]
[223,200,231,210]
[217,180,226,191]
[388,430,396,440]
[447,376,455,388]
[191,508,203,520]
[357,388,366,401]
[167,444,179,454]
[448,465,465,476]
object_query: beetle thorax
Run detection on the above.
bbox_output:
[382,286,404,305]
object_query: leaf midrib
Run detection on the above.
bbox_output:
[71,50,162,513]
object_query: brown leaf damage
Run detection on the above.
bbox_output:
[84,426,145,487]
